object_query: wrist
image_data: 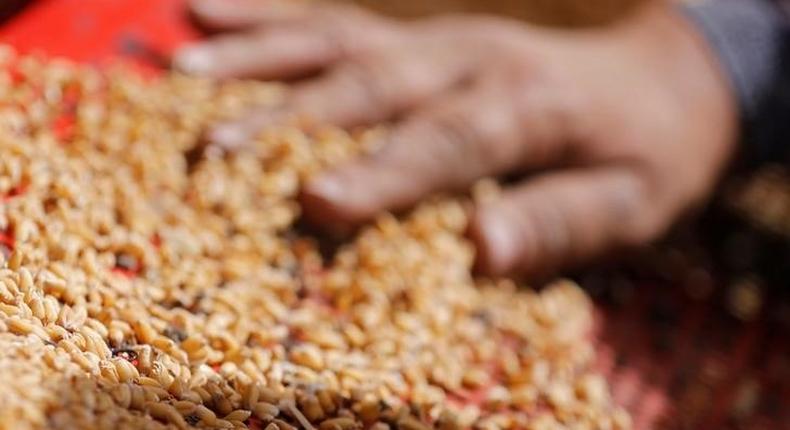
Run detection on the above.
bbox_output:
[619,1,738,156]
[683,0,787,165]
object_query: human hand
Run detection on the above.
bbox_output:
[174,0,737,277]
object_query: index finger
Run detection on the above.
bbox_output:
[188,0,310,31]
[205,43,476,148]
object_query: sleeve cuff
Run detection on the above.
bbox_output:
[683,0,784,119]
[683,0,789,165]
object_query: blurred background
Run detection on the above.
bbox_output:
[350,0,642,25]
[0,0,788,429]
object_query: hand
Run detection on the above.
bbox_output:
[174,0,737,277]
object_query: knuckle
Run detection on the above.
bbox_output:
[512,198,572,273]
[537,202,574,264]
[337,53,428,118]
[518,82,583,156]
[319,24,356,59]
[611,174,668,247]
[418,111,486,186]
[315,6,399,57]
[429,111,479,150]
[340,58,394,110]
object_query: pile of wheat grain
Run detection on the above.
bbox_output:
[0,47,629,430]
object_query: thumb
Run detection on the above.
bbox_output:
[469,166,662,277]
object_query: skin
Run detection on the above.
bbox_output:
[173,0,738,278]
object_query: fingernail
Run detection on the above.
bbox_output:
[474,208,519,274]
[306,174,346,203]
[209,125,248,148]
[301,173,360,227]
[173,45,215,75]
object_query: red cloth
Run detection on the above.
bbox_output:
[0,0,196,69]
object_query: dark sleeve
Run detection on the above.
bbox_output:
[683,0,790,166]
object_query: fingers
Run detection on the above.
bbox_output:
[175,3,398,79]
[173,27,344,79]
[207,45,476,148]
[468,167,661,277]
[188,0,309,31]
[300,78,570,227]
